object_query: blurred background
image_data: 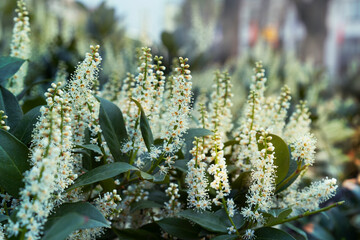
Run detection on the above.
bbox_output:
[1,0,360,239]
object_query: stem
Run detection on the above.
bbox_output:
[276,162,307,191]
[222,198,241,237]
[265,201,344,227]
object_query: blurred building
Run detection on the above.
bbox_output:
[326,0,360,77]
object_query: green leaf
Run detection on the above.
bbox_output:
[308,224,335,240]
[131,200,163,213]
[264,208,292,226]
[113,228,160,240]
[131,98,154,152]
[212,235,238,240]
[173,159,188,172]
[0,85,23,130]
[183,128,213,159]
[42,213,86,240]
[0,57,25,83]
[276,149,299,193]
[21,95,46,114]
[284,223,308,240]
[232,171,251,190]
[75,144,102,155]
[153,171,169,183]
[255,227,296,240]
[98,97,128,161]
[13,105,42,145]
[178,210,228,233]
[0,129,29,197]
[67,162,138,191]
[157,218,200,240]
[257,133,290,184]
[140,171,154,180]
[0,214,9,223]
[45,202,110,231]
[215,209,245,229]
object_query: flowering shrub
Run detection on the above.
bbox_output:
[0,1,343,240]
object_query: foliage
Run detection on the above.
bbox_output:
[0,1,354,240]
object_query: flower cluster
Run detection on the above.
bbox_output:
[7,0,31,95]
[235,62,267,172]
[241,130,276,223]
[186,138,211,211]
[164,183,181,216]
[282,177,337,215]
[208,71,234,139]
[207,132,231,206]
[68,45,112,164]
[161,57,192,157]
[7,83,75,239]
[284,100,311,143]
[291,133,317,166]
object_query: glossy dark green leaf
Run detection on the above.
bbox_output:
[98,97,128,161]
[67,162,138,191]
[75,144,102,155]
[153,171,169,183]
[178,210,228,233]
[215,209,245,229]
[212,235,238,240]
[0,129,29,197]
[173,159,188,172]
[232,171,251,190]
[276,148,299,193]
[257,133,290,184]
[183,128,213,159]
[0,57,25,83]
[255,227,296,240]
[46,202,109,231]
[131,200,163,213]
[0,85,23,130]
[21,95,46,114]
[12,105,41,145]
[284,223,308,240]
[42,213,86,240]
[157,217,200,240]
[131,98,154,152]
[0,214,9,223]
[308,224,335,240]
[264,208,292,226]
[140,171,153,180]
[113,228,160,240]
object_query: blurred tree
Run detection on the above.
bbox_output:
[215,0,242,63]
[293,0,330,65]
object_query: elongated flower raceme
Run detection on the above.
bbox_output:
[257,85,291,135]
[241,130,276,224]
[282,177,337,215]
[207,132,231,206]
[68,45,111,163]
[7,0,31,95]
[161,57,192,164]
[186,137,211,211]
[121,48,164,167]
[284,100,311,143]
[7,83,74,240]
[208,71,234,140]
[235,62,267,171]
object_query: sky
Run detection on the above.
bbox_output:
[78,0,183,43]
